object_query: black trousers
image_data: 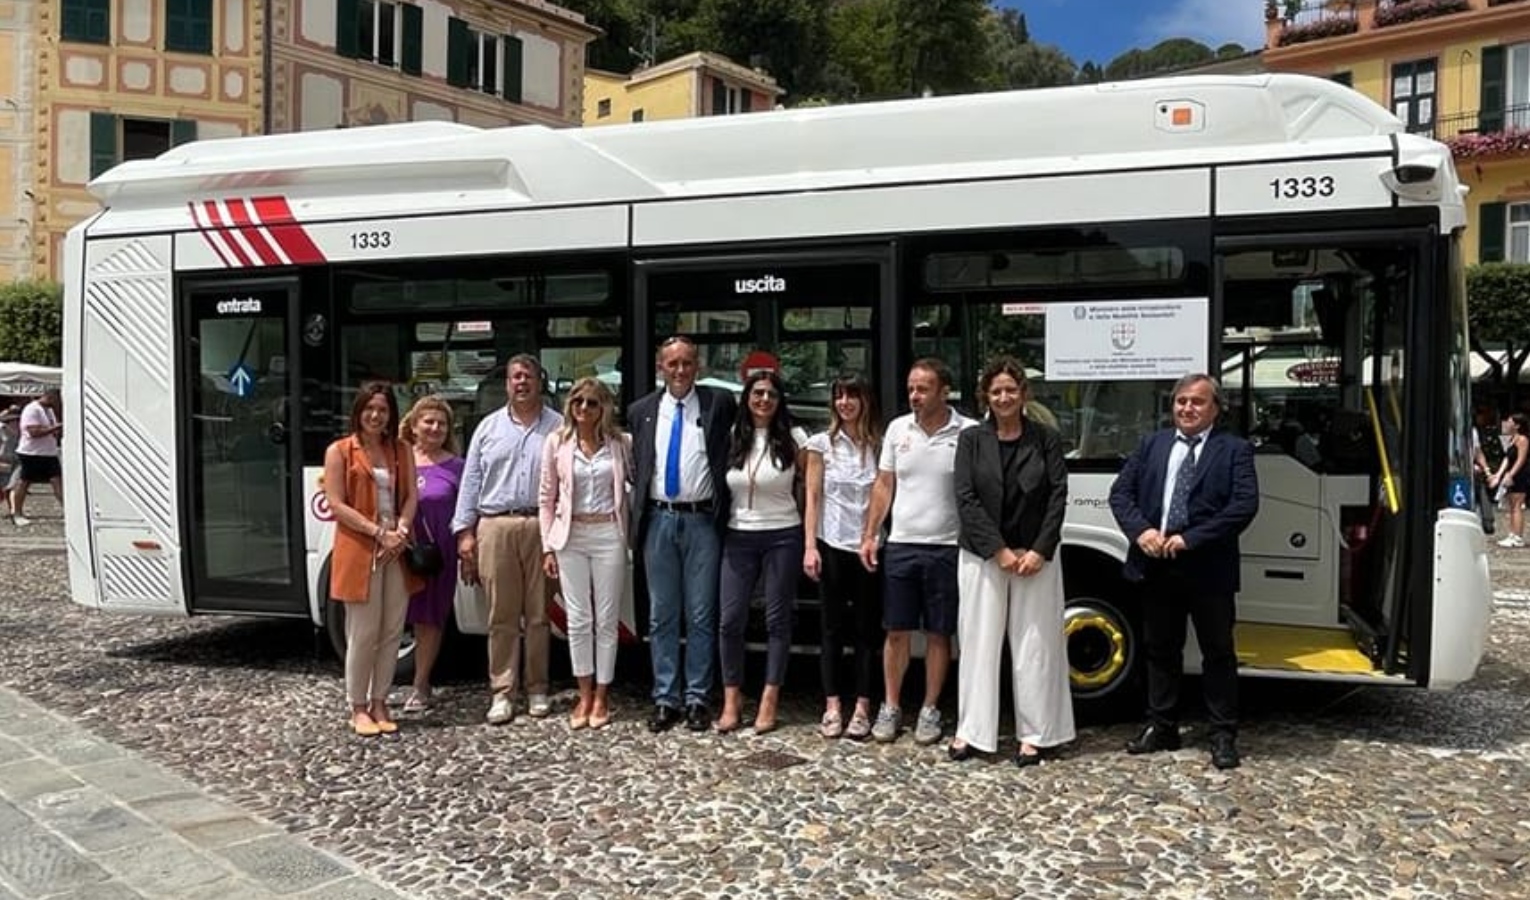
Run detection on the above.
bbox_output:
[817,542,884,702]
[1141,562,1238,736]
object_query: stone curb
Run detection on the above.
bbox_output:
[0,685,412,900]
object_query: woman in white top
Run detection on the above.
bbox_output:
[716,370,808,734]
[539,378,633,730]
[802,375,885,740]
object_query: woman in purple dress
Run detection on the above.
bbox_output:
[400,395,464,713]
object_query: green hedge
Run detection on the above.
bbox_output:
[0,280,64,367]
[1467,263,1530,348]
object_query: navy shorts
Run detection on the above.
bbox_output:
[882,543,959,636]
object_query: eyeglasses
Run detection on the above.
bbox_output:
[750,388,780,400]
[571,397,601,410]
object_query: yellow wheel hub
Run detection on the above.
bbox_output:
[1066,612,1127,690]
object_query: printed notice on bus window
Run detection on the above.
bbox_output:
[1045,298,1208,381]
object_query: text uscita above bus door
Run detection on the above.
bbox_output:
[180,281,309,616]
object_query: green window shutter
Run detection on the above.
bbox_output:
[401,4,423,75]
[711,78,727,115]
[171,119,198,147]
[89,112,118,180]
[1480,45,1506,135]
[166,0,213,54]
[63,0,111,44]
[502,34,523,102]
[447,17,469,88]
[336,0,360,58]
[741,90,753,112]
[1479,202,1507,263]
[1331,71,1352,87]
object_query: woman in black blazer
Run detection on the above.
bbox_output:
[950,356,1075,767]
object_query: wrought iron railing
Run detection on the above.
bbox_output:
[1419,104,1530,141]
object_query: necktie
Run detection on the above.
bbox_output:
[1164,434,1201,535]
[664,401,684,499]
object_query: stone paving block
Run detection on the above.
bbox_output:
[167,874,280,900]
[0,757,85,803]
[0,819,111,896]
[42,879,147,900]
[130,792,249,831]
[175,813,280,849]
[96,839,233,897]
[0,706,65,738]
[215,835,354,895]
[0,737,31,766]
[30,786,160,853]
[0,879,18,900]
[23,727,129,766]
[72,758,198,803]
[293,874,417,900]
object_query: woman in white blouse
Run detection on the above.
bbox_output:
[802,375,885,740]
[716,370,808,734]
[539,378,632,731]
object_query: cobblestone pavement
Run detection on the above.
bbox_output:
[2,499,1529,899]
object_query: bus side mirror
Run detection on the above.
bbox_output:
[1380,163,1440,203]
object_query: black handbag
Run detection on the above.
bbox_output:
[402,520,444,578]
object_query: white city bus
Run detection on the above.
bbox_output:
[61,73,1492,702]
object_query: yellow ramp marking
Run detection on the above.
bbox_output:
[1234,623,1376,674]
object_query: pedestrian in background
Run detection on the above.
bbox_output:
[628,336,737,734]
[716,370,808,735]
[539,377,631,731]
[453,355,562,725]
[950,356,1074,767]
[323,383,421,737]
[399,395,464,714]
[11,390,63,526]
[802,374,885,740]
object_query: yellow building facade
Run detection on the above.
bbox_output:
[7,0,596,282]
[583,51,783,126]
[1264,0,1530,264]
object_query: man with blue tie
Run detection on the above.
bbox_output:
[628,336,738,733]
[1108,374,1258,770]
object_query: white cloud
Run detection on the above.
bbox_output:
[1143,0,1269,53]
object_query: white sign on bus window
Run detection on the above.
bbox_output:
[1045,298,1208,381]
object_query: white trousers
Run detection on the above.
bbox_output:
[955,549,1076,753]
[557,520,625,684]
[344,558,410,706]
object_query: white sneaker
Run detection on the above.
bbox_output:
[11,515,30,527]
[1497,535,1523,548]
[527,694,551,718]
[486,695,515,725]
[913,706,944,746]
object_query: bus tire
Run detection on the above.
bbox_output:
[1063,593,1143,713]
[319,561,418,686]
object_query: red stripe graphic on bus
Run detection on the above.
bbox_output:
[188,196,327,267]
[251,196,326,264]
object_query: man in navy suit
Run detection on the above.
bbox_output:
[628,336,738,734]
[1109,373,1259,769]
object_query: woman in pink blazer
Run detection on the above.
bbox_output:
[539,377,632,730]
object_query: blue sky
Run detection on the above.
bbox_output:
[997,0,1269,67]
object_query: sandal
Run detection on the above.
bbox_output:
[819,709,844,739]
[402,691,430,715]
[844,709,873,741]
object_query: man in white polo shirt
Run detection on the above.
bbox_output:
[11,390,62,526]
[859,359,976,745]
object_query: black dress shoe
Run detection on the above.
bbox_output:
[684,703,711,732]
[1013,749,1045,769]
[947,741,975,762]
[1125,723,1182,755]
[1210,733,1241,770]
[647,705,682,734]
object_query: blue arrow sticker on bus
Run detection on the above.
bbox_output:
[228,363,255,398]
[1447,476,1472,511]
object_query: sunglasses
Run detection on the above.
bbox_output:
[750,388,780,400]
[571,396,601,409]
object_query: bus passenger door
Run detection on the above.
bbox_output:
[181,279,308,616]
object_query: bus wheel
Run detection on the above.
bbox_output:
[320,567,418,685]
[1064,596,1141,707]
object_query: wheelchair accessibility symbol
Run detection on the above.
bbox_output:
[1447,477,1471,511]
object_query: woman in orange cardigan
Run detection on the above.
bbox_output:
[324,383,421,737]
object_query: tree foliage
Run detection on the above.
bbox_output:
[0,280,64,367]
[560,0,1238,104]
[1468,263,1530,389]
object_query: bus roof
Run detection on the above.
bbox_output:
[88,74,1430,219]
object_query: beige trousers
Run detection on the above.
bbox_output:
[479,515,550,698]
[344,558,410,706]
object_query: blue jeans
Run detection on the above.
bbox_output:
[643,508,721,708]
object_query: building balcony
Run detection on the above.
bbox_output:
[1413,105,1530,159]
[1267,0,1525,50]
